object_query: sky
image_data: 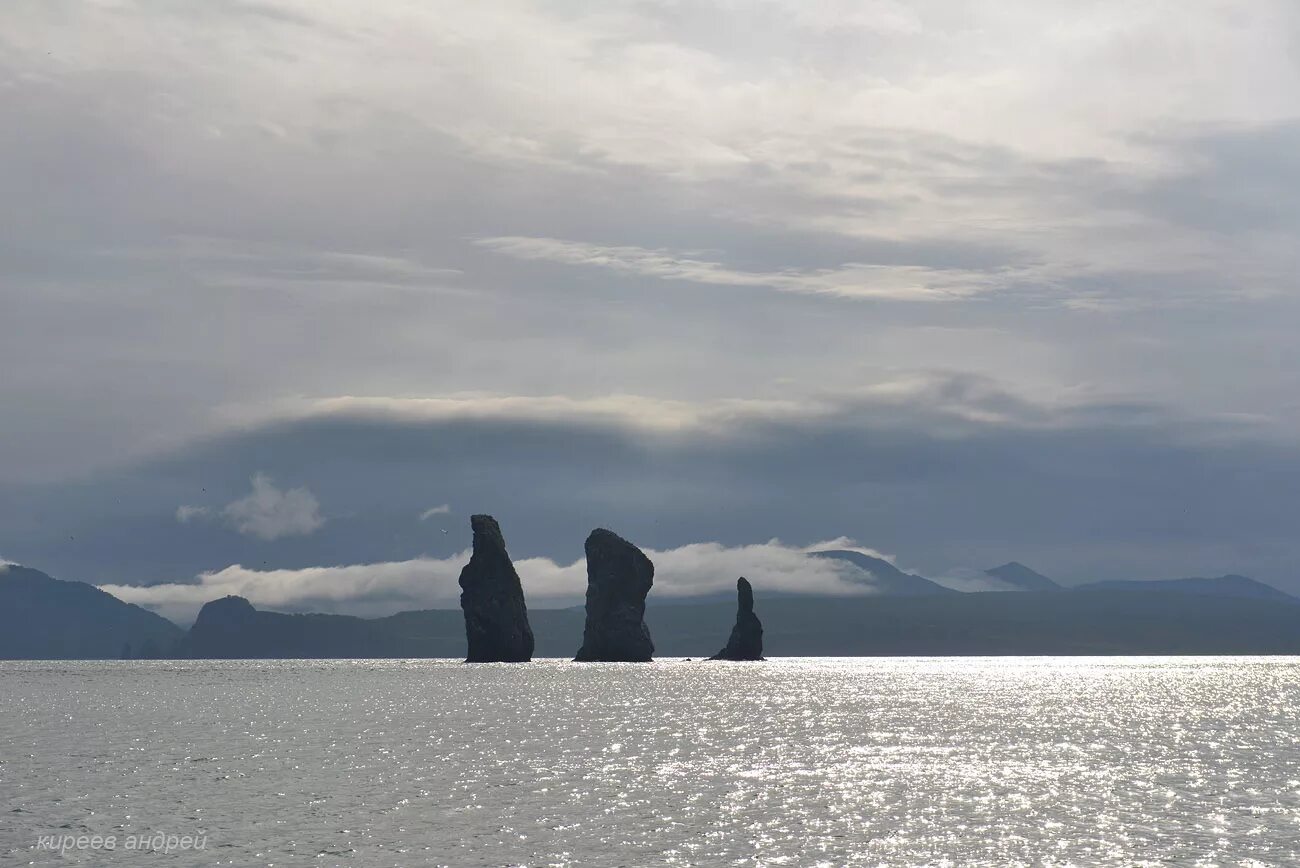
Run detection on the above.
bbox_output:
[4,0,1300,619]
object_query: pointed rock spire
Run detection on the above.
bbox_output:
[458,514,534,662]
[709,577,764,660]
[574,528,655,662]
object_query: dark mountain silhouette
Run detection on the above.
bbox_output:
[0,564,183,659]
[1073,574,1296,602]
[182,595,484,658]
[986,562,1060,591]
[729,590,1300,654]
[810,549,956,595]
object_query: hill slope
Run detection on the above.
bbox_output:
[809,550,956,595]
[985,562,1060,591]
[0,565,184,659]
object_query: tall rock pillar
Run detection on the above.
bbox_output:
[573,528,655,662]
[458,514,535,662]
[709,577,764,660]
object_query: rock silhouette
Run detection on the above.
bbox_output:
[192,594,258,634]
[186,595,261,657]
[709,577,765,660]
[574,528,655,661]
[458,514,535,662]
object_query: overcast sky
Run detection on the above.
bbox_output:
[4,1,1300,615]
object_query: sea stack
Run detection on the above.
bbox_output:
[458,514,535,662]
[709,577,764,661]
[574,528,655,662]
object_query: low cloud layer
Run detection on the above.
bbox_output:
[100,538,884,624]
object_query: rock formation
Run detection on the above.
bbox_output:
[573,528,655,661]
[185,595,260,658]
[709,577,764,660]
[194,594,258,627]
[458,514,535,662]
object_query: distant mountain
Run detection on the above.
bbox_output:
[985,562,1060,591]
[168,589,1300,658]
[184,595,468,658]
[0,564,184,659]
[809,550,957,595]
[650,589,1300,655]
[1074,574,1295,603]
[182,595,589,659]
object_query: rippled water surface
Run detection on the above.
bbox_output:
[3,657,1299,866]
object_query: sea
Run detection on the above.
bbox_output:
[2,657,1298,866]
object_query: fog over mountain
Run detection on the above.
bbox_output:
[4,1,1300,598]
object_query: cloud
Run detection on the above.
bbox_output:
[220,392,815,436]
[3,0,1300,492]
[419,504,451,520]
[3,0,1300,603]
[221,473,324,540]
[476,236,1017,301]
[100,537,879,623]
[175,505,210,524]
[138,237,468,296]
[215,371,1232,443]
[801,537,897,564]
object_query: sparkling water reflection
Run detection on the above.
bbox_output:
[3,657,1298,866]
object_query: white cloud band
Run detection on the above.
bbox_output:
[101,537,890,624]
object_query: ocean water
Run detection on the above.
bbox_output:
[2,658,1298,867]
